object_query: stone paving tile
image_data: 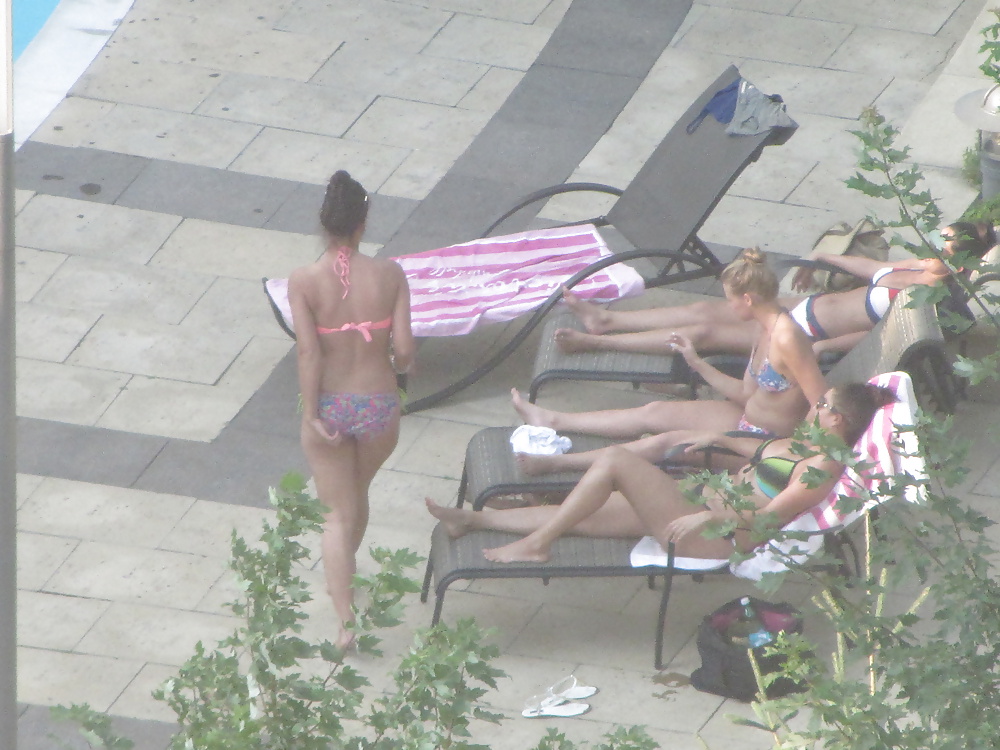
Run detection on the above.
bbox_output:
[181,278,294,342]
[19,704,175,750]
[16,194,183,264]
[699,193,836,258]
[312,42,490,108]
[18,478,195,545]
[17,646,145,712]
[346,96,492,155]
[17,590,112,651]
[110,11,341,81]
[45,542,226,610]
[416,0,553,23]
[17,532,78,590]
[229,127,410,188]
[276,0,452,52]
[13,237,40,292]
[34,254,212,325]
[157,499,272,558]
[16,359,130,426]
[76,602,238,665]
[675,7,853,67]
[423,13,553,70]
[457,66,525,113]
[793,0,963,35]
[108,663,179,723]
[16,303,99,363]
[151,219,320,280]
[72,55,226,114]
[96,373,261,441]
[824,25,955,78]
[56,103,263,169]
[739,60,892,119]
[196,72,374,137]
[68,315,249,385]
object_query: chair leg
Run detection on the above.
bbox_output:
[431,589,447,626]
[654,569,675,670]
[420,557,434,604]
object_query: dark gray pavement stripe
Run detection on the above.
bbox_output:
[14,141,419,244]
[379,0,693,255]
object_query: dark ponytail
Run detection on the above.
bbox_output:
[320,170,369,237]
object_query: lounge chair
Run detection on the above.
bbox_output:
[263,65,796,412]
[451,286,947,519]
[420,371,924,669]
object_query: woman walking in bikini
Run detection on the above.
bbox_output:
[288,170,415,650]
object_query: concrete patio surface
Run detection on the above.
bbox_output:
[12,0,1000,747]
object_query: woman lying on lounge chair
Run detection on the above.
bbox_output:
[511,247,825,476]
[427,382,895,563]
[554,221,995,358]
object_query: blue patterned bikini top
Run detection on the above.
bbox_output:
[748,311,795,394]
[748,354,793,393]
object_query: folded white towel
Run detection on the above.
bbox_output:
[509,425,573,455]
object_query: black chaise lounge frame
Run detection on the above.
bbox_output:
[420,288,948,668]
[402,65,796,413]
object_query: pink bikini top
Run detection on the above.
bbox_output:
[315,246,392,342]
[317,318,391,342]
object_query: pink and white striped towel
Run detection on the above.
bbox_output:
[264,224,645,338]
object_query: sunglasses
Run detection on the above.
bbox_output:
[815,397,840,415]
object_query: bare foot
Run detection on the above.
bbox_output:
[511,388,556,428]
[554,327,602,354]
[425,497,475,538]
[515,452,563,476]
[562,287,613,334]
[336,626,356,652]
[483,536,551,563]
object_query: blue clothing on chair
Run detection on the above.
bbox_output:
[686,80,740,134]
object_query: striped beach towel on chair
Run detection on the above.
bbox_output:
[263,224,645,339]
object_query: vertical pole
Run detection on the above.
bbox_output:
[0,0,15,745]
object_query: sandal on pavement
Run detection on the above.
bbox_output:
[545,674,598,705]
[521,698,590,719]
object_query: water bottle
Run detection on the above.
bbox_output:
[727,597,774,648]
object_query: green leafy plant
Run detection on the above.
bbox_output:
[979,8,1000,87]
[52,472,658,750]
[963,143,984,189]
[702,105,1000,750]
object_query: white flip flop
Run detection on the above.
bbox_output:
[545,674,598,704]
[521,699,590,719]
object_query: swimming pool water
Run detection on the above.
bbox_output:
[14,0,61,60]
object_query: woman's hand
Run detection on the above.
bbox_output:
[662,510,714,544]
[310,418,344,445]
[682,433,722,454]
[791,265,817,292]
[666,331,699,365]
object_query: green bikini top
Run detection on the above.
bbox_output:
[748,439,803,500]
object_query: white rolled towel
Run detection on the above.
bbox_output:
[509,425,573,455]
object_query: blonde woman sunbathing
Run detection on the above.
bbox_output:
[427,383,895,563]
[510,247,825,477]
[555,221,993,358]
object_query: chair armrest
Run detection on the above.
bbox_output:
[480,182,624,237]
